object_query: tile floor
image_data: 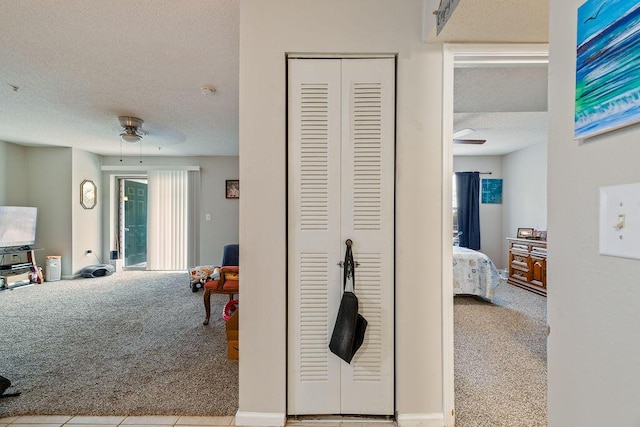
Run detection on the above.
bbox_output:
[1,415,233,427]
[0,415,396,427]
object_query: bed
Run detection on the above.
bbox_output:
[453,246,505,301]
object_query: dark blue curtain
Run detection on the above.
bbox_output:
[456,171,481,250]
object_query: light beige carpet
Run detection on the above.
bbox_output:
[0,271,238,417]
[454,283,547,427]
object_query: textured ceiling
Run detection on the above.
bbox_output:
[0,1,548,158]
[430,0,550,157]
[455,67,548,114]
[0,0,239,157]
[453,65,549,156]
[431,0,549,43]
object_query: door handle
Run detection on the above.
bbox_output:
[339,239,359,278]
[337,261,360,267]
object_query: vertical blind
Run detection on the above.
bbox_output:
[187,170,201,268]
[147,170,189,270]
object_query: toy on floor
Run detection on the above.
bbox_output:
[189,265,219,292]
[223,299,239,321]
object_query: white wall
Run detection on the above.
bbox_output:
[0,141,30,280]
[548,1,640,425]
[240,1,445,424]
[73,149,102,274]
[2,144,100,278]
[453,156,504,268]
[502,142,547,265]
[25,147,74,277]
[503,143,547,233]
[0,141,28,205]
[101,156,239,265]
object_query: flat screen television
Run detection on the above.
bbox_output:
[0,206,38,248]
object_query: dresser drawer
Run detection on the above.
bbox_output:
[511,270,530,283]
[510,252,529,267]
[511,243,530,252]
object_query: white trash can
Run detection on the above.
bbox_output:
[46,256,61,281]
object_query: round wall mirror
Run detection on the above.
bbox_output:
[81,179,97,209]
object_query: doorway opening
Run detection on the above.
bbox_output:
[118,177,148,269]
[442,44,549,426]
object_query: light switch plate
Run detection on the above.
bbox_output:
[600,182,640,260]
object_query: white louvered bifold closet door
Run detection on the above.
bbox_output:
[288,57,395,416]
[288,59,343,415]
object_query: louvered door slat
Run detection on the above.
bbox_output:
[352,81,384,231]
[300,82,330,231]
[299,253,329,381]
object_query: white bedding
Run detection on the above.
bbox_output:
[453,246,504,301]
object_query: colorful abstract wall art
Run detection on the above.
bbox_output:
[575,0,640,140]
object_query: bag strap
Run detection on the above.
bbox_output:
[343,239,355,292]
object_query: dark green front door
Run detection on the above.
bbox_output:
[124,180,147,266]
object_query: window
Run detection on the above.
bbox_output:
[452,174,459,245]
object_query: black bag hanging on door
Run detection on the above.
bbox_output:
[329,239,367,363]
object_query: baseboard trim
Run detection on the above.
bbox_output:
[235,411,287,427]
[397,413,445,427]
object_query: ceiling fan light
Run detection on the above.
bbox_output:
[118,116,145,142]
[121,131,141,143]
[118,116,144,129]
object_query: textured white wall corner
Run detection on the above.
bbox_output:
[397,412,446,427]
[234,411,286,427]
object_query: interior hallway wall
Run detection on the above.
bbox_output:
[0,141,27,205]
[72,148,102,275]
[25,147,74,277]
[240,0,445,424]
[548,0,640,424]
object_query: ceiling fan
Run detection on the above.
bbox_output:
[118,116,146,143]
[453,128,486,145]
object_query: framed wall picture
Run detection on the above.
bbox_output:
[80,179,97,209]
[575,0,640,140]
[481,178,503,204]
[225,180,239,199]
[517,227,534,239]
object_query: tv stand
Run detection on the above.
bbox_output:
[0,247,43,290]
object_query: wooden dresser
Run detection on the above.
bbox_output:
[507,237,547,296]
